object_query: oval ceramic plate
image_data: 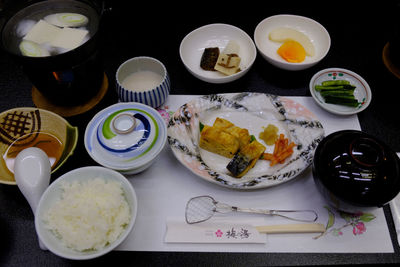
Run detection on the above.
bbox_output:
[167,93,325,189]
[309,68,372,115]
[179,23,257,83]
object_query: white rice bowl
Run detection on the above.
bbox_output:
[35,166,137,260]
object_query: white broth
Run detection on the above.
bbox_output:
[121,70,163,92]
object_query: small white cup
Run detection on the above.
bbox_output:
[116,56,170,108]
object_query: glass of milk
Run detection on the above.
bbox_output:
[116,56,171,108]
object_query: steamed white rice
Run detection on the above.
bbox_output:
[44,178,131,251]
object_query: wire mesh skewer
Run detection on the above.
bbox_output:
[185,195,318,224]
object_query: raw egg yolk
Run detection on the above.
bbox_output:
[277,40,306,63]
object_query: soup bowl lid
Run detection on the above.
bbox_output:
[312,130,400,208]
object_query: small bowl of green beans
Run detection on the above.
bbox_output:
[309,68,372,115]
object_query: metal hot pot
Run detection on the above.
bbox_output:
[0,0,105,106]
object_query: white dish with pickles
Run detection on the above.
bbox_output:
[167,93,325,189]
[309,68,372,115]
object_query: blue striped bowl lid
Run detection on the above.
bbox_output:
[84,102,167,172]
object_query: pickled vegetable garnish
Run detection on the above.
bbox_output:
[259,124,279,145]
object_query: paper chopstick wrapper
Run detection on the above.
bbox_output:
[165,218,266,244]
[165,218,325,243]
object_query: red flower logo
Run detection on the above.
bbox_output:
[215,229,223,237]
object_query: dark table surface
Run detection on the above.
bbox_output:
[1,1,400,266]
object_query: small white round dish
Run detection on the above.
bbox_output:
[167,93,325,189]
[179,23,257,83]
[254,14,330,71]
[35,166,137,260]
[84,102,167,174]
[309,68,372,115]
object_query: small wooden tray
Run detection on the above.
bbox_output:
[383,42,400,80]
[32,73,109,117]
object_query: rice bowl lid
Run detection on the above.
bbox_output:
[84,102,167,171]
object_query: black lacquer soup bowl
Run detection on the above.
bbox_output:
[312,130,400,212]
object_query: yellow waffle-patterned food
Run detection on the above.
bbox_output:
[199,124,240,158]
[199,117,266,178]
[212,118,251,149]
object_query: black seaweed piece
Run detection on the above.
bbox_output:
[200,47,219,71]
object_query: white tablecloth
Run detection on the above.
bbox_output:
[116,95,394,253]
[389,153,400,247]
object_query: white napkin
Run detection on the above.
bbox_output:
[165,217,267,244]
[116,96,393,253]
[389,153,400,247]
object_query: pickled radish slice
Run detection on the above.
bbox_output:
[19,40,50,57]
[277,40,306,63]
[44,13,88,27]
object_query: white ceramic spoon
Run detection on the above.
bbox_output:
[14,147,51,250]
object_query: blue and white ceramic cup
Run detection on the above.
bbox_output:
[116,56,170,108]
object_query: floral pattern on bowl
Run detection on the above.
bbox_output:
[167,93,325,189]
